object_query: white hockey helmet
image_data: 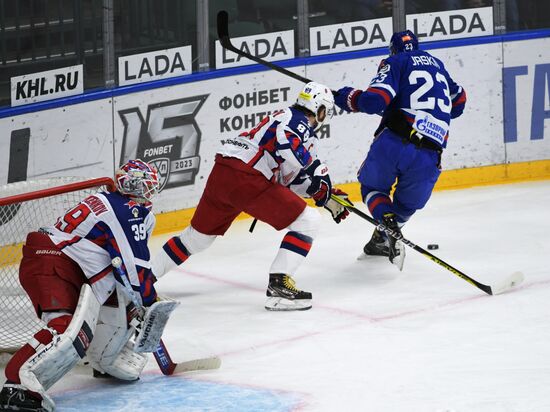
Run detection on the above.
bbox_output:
[295,82,335,129]
[115,159,160,203]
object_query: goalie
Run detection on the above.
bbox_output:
[0,160,172,412]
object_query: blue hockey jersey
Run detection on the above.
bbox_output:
[351,50,466,148]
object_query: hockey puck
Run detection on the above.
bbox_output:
[427,244,439,250]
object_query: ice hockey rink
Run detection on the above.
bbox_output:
[2,180,550,412]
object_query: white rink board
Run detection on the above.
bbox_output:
[1,36,550,215]
[0,99,114,183]
[112,69,307,213]
[502,36,550,162]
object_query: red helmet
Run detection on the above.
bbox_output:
[115,159,160,203]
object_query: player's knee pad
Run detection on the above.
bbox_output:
[19,284,100,394]
[87,285,147,381]
[287,206,321,239]
[180,225,216,254]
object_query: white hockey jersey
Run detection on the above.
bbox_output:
[44,191,156,305]
[217,107,320,193]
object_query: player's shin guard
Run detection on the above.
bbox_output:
[152,226,216,278]
[18,284,100,407]
[265,207,319,311]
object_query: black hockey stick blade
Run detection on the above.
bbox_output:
[216,10,313,85]
[330,194,525,295]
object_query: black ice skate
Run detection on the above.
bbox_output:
[382,213,406,271]
[265,273,312,311]
[0,384,53,412]
[362,229,390,257]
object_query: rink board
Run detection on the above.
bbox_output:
[0,34,549,222]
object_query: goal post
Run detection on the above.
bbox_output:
[0,177,115,353]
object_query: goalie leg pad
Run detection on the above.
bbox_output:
[19,284,100,394]
[134,299,179,353]
[87,284,146,380]
[101,341,148,381]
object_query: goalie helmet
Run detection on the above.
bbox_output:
[115,159,160,203]
[389,30,419,55]
[295,82,335,130]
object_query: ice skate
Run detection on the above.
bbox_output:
[0,384,53,412]
[265,274,312,311]
[382,213,406,271]
[359,228,390,259]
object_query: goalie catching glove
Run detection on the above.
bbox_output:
[324,188,351,223]
[304,159,332,207]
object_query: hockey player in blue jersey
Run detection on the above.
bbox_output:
[334,30,466,268]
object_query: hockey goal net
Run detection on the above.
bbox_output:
[0,177,115,353]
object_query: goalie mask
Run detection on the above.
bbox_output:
[115,159,160,203]
[295,82,335,130]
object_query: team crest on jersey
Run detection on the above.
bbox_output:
[132,207,140,218]
[118,95,208,191]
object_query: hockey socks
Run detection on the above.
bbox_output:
[270,231,312,274]
[152,236,191,277]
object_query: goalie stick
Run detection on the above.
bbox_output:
[111,257,221,375]
[330,195,525,295]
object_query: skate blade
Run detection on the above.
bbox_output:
[265,297,312,311]
[357,251,389,260]
[389,242,406,271]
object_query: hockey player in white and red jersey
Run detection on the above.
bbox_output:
[0,160,165,412]
[152,82,349,311]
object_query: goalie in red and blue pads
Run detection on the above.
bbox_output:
[334,30,466,268]
[0,160,163,412]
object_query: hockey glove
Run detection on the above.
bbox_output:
[324,188,351,224]
[139,268,158,307]
[304,159,332,207]
[334,87,362,113]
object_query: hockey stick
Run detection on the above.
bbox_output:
[152,339,221,375]
[330,195,525,295]
[217,10,313,85]
[111,258,221,375]
[249,218,258,233]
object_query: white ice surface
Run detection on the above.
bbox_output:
[2,180,550,411]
